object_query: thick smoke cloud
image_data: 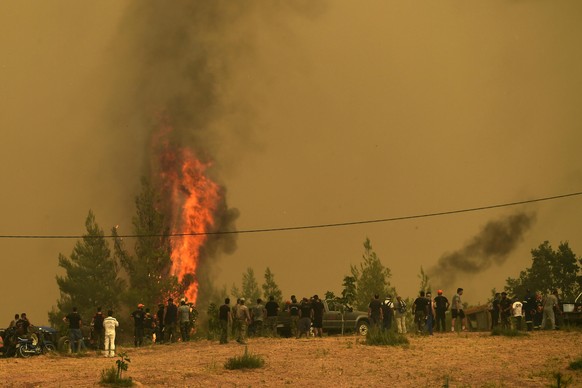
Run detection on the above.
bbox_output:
[108,1,324,304]
[427,212,536,289]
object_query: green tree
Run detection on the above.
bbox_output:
[242,267,261,303]
[49,211,125,328]
[261,267,283,305]
[339,275,357,307]
[418,266,432,294]
[350,238,396,311]
[115,179,179,310]
[231,283,242,300]
[505,241,581,300]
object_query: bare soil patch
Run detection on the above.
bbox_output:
[1,331,581,387]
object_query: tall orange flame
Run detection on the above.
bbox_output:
[155,122,220,305]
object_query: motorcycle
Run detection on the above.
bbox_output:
[16,326,57,358]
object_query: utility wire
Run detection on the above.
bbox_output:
[1,191,581,240]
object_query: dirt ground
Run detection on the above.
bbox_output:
[1,330,581,387]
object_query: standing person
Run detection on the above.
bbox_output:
[451,288,467,332]
[236,298,251,344]
[311,295,325,338]
[178,299,191,342]
[434,290,449,332]
[297,297,313,339]
[288,295,300,338]
[91,307,105,351]
[499,292,512,330]
[103,310,119,358]
[541,290,558,330]
[512,298,524,330]
[523,289,536,331]
[232,298,241,339]
[264,296,280,337]
[425,292,435,335]
[553,290,563,330]
[381,296,394,331]
[533,292,544,330]
[251,299,266,337]
[368,294,383,328]
[164,298,178,343]
[131,304,145,347]
[491,293,501,329]
[218,298,232,344]
[394,295,407,334]
[412,291,429,334]
[63,307,86,353]
[155,303,165,343]
[143,308,155,344]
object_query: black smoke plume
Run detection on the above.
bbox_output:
[427,212,536,288]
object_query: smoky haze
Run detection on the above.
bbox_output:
[427,212,537,289]
[106,1,325,304]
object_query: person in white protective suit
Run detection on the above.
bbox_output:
[103,310,119,358]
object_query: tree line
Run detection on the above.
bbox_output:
[50,182,582,333]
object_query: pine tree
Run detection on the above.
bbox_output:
[418,266,432,294]
[262,267,283,304]
[49,211,125,328]
[351,238,396,311]
[340,275,357,307]
[241,267,261,303]
[115,178,178,310]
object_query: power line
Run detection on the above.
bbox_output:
[1,191,581,240]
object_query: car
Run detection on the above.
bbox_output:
[277,299,370,336]
[562,292,582,326]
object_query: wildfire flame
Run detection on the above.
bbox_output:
[154,122,220,305]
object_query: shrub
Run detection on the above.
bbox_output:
[568,357,582,371]
[365,327,409,347]
[100,352,133,387]
[224,347,265,370]
[100,366,133,387]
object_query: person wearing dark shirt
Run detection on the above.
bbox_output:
[164,298,178,342]
[491,293,501,329]
[143,308,155,344]
[156,303,165,343]
[91,307,105,350]
[131,304,145,347]
[434,290,450,332]
[523,289,536,331]
[499,292,512,329]
[264,296,280,337]
[311,295,325,338]
[368,294,383,327]
[63,307,86,353]
[298,298,313,338]
[218,298,232,344]
[412,291,429,333]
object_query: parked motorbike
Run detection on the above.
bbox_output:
[16,326,57,358]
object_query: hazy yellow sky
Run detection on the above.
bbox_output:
[1,1,581,324]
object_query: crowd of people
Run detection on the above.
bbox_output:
[0,287,567,357]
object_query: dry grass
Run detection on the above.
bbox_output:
[0,331,580,387]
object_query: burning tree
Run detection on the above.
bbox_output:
[114,119,238,313]
[114,179,178,310]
